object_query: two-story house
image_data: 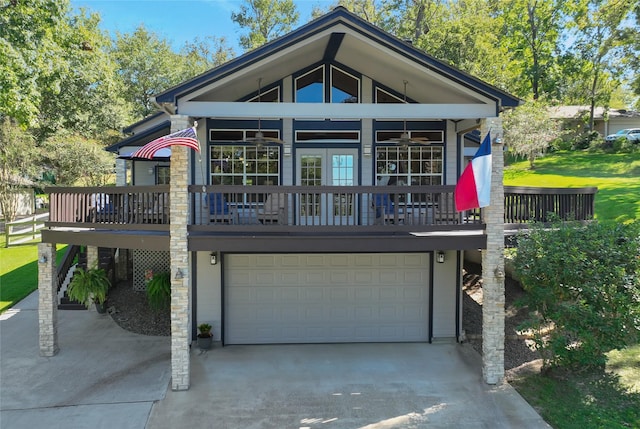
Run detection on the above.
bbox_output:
[38,7,518,390]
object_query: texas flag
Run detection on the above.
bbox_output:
[455,132,492,212]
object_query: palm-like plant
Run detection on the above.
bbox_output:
[67,265,110,308]
[146,271,171,310]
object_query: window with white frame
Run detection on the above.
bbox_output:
[295,65,360,103]
[375,146,443,187]
[375,87,404,103]
[296,66,324,103]
[331,66,359,103]
[155,166,170,185]
[210,145,280,186]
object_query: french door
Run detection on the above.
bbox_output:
[297,148,358,225]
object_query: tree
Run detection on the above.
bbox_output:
[0,0,70,127]
[496,0,566,101]
[514,221,640,370]
[34,8,132,143]
[562,0,635,130]
[503,101,561,169]
[178,36,235,80]
[42,131,115,186]
[626,2,640,109]
[0,117,39,222]
[111,26,185,119]
[231,0,299,51]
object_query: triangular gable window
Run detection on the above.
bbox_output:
[247,86,280,102]
[375,87,404,103]
[295,65,360,103]
[296,66,325,103]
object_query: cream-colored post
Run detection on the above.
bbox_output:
[86,245,98,268]
[38,242,58,356]
[481,117,505,384]
[169,115,191,391]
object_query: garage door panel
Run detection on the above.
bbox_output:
[226,253,429,344]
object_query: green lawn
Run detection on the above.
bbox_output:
[0,237,66,312]
[510,344,640,429]
[504,151,640,223]
[504,150,640,428]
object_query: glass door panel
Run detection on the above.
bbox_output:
[297,149,358,225]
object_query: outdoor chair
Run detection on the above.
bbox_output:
[206,193,232,223]
[257,193,287,224]
[373,193,405,224]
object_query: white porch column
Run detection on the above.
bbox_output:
[38,242,58,356]
[169,114,192,391]
[481,117,505,384]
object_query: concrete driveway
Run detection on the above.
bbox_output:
[148,344,549,429]
[1,291,549,429]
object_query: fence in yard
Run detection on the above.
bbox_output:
[4,213,49,247]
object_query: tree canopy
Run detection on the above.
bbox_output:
[0,0,638,189]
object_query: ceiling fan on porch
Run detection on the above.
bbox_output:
[385,80,431,148]
[242,78,285,148]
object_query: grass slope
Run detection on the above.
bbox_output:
[505,151,640,427]
[511,345,640,429]
[504,151,640,223]
[0,238,66,312]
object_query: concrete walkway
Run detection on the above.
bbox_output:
[0,291,171,429]
[1,291,550,429]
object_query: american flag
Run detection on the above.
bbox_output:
[132,126,200,159]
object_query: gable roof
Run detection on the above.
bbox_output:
[106,120,170,153]
[153,7,519,111]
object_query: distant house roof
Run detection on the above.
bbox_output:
[549,106,640,120]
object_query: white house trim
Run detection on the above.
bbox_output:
[177,101,497,120]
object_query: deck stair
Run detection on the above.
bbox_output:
[57,247,115,310]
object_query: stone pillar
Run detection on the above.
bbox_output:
[38,242,58,357]
[481,117,505,384]
[86,245,98,269]
[116,249,129,282]
[169,115,191,391]
[115,158,127,186]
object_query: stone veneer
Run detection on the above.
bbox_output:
[480,118,506,384]
[86,245,98,270]
[169,115,192,391]
[38,242,58,356]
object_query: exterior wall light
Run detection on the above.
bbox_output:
[210,252,218,266]
[175,268,185,279]
[38,255,48,264]
[436,251,446,264]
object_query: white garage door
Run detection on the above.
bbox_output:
[225,253,429,344]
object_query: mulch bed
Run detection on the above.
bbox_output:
[106,279,170,336]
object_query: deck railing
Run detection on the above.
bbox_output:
[504,186,597,228]
[45,185,597,232]
[188,185,477,233]
[47,185,170,231]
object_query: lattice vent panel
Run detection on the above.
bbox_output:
[133,250,170,291]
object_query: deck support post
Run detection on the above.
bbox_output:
[481,118,505,385]
[38,242,58,356]
[169,115,192,391]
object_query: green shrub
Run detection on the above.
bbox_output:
[514,221,640,370]
[146,272,171,310]
[67,265,110,308]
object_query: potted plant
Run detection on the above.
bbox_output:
[197,323,213,350]
[66,264,110,313]
[146,271,170,310]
